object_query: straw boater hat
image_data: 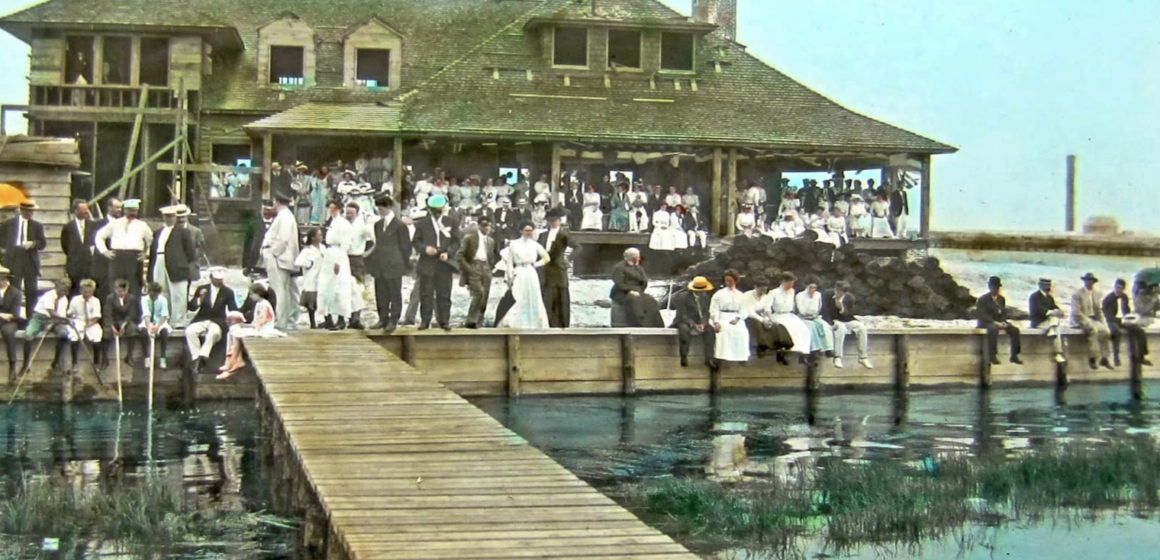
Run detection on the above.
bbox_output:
[209,266,228,281]
[0,265,10,278]
[160,205,178,216]
[1081,272,1099,283]
[688,276,714,292]
[18,201,36,210]
[294,161,309,172]
[175,204,191,217]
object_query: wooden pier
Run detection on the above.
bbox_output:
[245,331,699,560]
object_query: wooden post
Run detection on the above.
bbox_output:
[181,363,197,407]
[393,136,404,200]
[550,143,562,208]
[119,85,149,199]
[894,334,910,393]
[139,123,152,203]
[1129,336,1143,400]
[805,358,820,393]
[711,148,723,235]
[262,132,274,199]
[401,335,416,366]
[726,148,738,237]
[919,154,932,238]
[59,368,74,403]
[1065,155,1077,232]
[1055,357,1069,389]
[979,332,992,389]
[506,335,521,398]
[621,334,636,396]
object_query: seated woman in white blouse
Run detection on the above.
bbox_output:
[794,278,834,359]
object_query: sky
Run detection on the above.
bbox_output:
[0,0,1156,233]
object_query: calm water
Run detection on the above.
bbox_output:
[472,382,1160,559]
[0,401,283,559]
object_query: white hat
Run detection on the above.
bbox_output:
[209,267,228,280]
[124,199,142,210]
[175,204,191,217]
[160,205,179,216]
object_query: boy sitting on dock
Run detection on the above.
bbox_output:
[140,282,171,370]
[25,278,72,374]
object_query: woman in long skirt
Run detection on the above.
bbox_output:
[711,269,750,363]
[609,184,630,232]
[498,222,551,329]
[217,283,285,379]
[766,272,812,358]
[869,190,895,238]
[794,279,834,357]
[317,213,354,330]
[581,185,603,231]
[649,205,675,251]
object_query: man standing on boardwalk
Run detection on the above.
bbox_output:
[457,216,498,329]
[412,194,459,331]
[149,205,196,327]
[538,207,578,328]
[95,199,151,296]
[976,276,1022,366]
[262,193,300,330]
[366,196,412,332]
[0,201,46,318]
[61,199,95,297]
[1071,272,1114,370]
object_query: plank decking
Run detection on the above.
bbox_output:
[244,331,699,560]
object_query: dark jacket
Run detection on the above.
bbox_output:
[457,230,499,273]
[822,290,857,324]
[365,214,412,279]
[493,207,516,238]
[102,293,142,328]
[889,189,910,217]
[609,261,648,304]
[975,293,1008,326]
[537,228,578,289]
[188,285,238,329]
[61,217,97,279]
[1102,291,1131,327]
[0,216,46,278]
[670,290,711,329]
[412,214,460,275]
[1028,290,1060,328]
[0,284,23,324]
[149,225,196,283]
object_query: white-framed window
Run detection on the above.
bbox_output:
[355,48,391,88]
[269,45,305,85]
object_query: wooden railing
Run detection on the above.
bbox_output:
[31,84,179,110]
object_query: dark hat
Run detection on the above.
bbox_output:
[274,192,293,204]
[987,276,1002,288]
[1081,272,1099,283]
[1038,278,1052,285]
[545,206,566,220]
[374,195,394,208]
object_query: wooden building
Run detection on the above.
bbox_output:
[0,136,81,283]
[0,0,955,245]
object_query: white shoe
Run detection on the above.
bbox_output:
[832,358,844,369]
[1053,353,1066,364]
[859,358,874,369]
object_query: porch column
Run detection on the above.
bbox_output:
[919,154,931,237]
[262,132,273,199]
[393,136,404,200]
[550,142,562,207]
[727,148,738,236]
[711,148,723,236]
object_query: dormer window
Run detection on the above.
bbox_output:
[356,49,391,88]
[553,27,588,67]
[269,46,305,85]
[607,30,642,70]
[661,32,694,72]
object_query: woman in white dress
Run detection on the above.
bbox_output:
[766,272,812,356]
[826,207,848,248]
[628,185,650,233]
[664,186,682,209]
[498,222,551,329]
[767,212,804,240]
[710,269,751,363]
[794,279,834,357]
[217,283,285,379]
[848,194,870,238]
[318,204,354,330]
[670,206,689,250]
[806,208,831,244]
[649,204,675,251]
[735,205,758,237]
[869,190,895,238]
[580,185,603,231]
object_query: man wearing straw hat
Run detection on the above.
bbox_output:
[0,265,24,381]
[1071,272,1114,371]
[95,198,152,296]
[671,276,715,368]
[150,205,196,327]
[0,201,46,318]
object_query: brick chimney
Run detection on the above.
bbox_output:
[692,0,737,41]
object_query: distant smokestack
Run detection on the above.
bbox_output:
[692,0,737,41]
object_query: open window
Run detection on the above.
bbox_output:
[661,32,694,71]
[553,27,588,67]
[210,144,254,199]
[269,45,305,85]
[101,36,131,84]
[607,29,642,70]
[140,37,170,86]
[355,48,390,87]
[65,36,95,84]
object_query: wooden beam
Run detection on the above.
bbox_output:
[727,148,738,237]
[118,84,149,200]
[393,136,404,200]
[919,153,932,237]
[894,334,910,393]
[506,335,522,398]
[87,136,180,206]
[620,334,636,396]
[262,132,273,199]
[711,148,722,235]
[157,163,263,174]
[550,142,562,208]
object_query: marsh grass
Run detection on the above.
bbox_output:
[623,439,1160,557]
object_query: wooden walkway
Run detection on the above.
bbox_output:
[244,331,699,560]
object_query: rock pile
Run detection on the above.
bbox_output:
[685,236,976,320]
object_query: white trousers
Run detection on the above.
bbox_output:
[186,320,223,360]
[833,320,869,359]
[267,262,300,330]
[153,255,189,327]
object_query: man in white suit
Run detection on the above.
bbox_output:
[261,193,301,330]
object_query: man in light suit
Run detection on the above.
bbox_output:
[1071,272,1113,371]
[457,216,499,329]
[261,193,300,330]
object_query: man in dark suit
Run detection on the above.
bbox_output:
[411,194,459,331]
[671,276,715,368]
[1029,278,1067,364]
[149,205,196,327]
[457,216,499,329]
[0,266,23,381]
[1103,278,1150,367]
[61,199,96,297]
[511,198,533,239]
[976,276,1022,365]
[889,183,910,235]
[538,208,579,328]
[101,278,142,369]
[493,199,516,244]
[366,196,412,332]
[0,201,47,318]
[184,267,238,373]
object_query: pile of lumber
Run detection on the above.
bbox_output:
[0,136,81,167]
[685,236,976,320]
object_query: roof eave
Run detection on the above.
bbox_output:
[0,20,243,50]
[523,17,716,34]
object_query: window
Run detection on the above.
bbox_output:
[101,36,131,84]
[269,45,305,85]
[661,32,694,71]
[211,144,253,199]
[355,49,391,87]
[140,37,170,86]
[65,36,95,84]
[607,29,641,69]
[553,27,588,67]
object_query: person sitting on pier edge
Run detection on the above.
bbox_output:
[366,195,412,333]
[0,266,23,381]
[1103,278,1151,367]
[743,280,786,361]
[823,281,872,369]
[412,194,459,331]
[976,276,1023,366]
[27,279,72,374]
[95,198,152,297]
[67,279,103,375]
[765,272,813,365]
[457,216,498,329]
[140,282,171,370]
[1071,272,1114,371]
[795,278,835,363]
[539,208,578,328]
[609,248,663,328]
[710,269,751,368]
[672,276,715,368]
[218,283,284,380]
[185,267,238,374]
[101,278,141,370]
[1028,279,1067,364]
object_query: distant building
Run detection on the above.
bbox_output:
[1084,216,1119,236]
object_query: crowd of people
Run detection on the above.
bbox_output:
[736,176,914,245]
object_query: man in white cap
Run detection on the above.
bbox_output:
[96,198,152,295]
[261,192,300,330]
[0,201,46,318]
[149,205,196,327]
[186,267,238,373]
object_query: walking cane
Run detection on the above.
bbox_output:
[7,328,50,405]
[64,322,104,385]
[114,334,123,409]
[147,333,156,413]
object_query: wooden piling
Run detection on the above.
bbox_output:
[1055,358,1069,389]
[979,334,993,389]
[1129,337,1143,400]
[894,334,911,393]
[181,364,196,407]
[401,335,416,366]
[805,357,820,393]
[506,334,521,397]
[59,370,74,403]
[620,333,636,396]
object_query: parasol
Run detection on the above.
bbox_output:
[0,183,31,209]
[1135,267,1160,288]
